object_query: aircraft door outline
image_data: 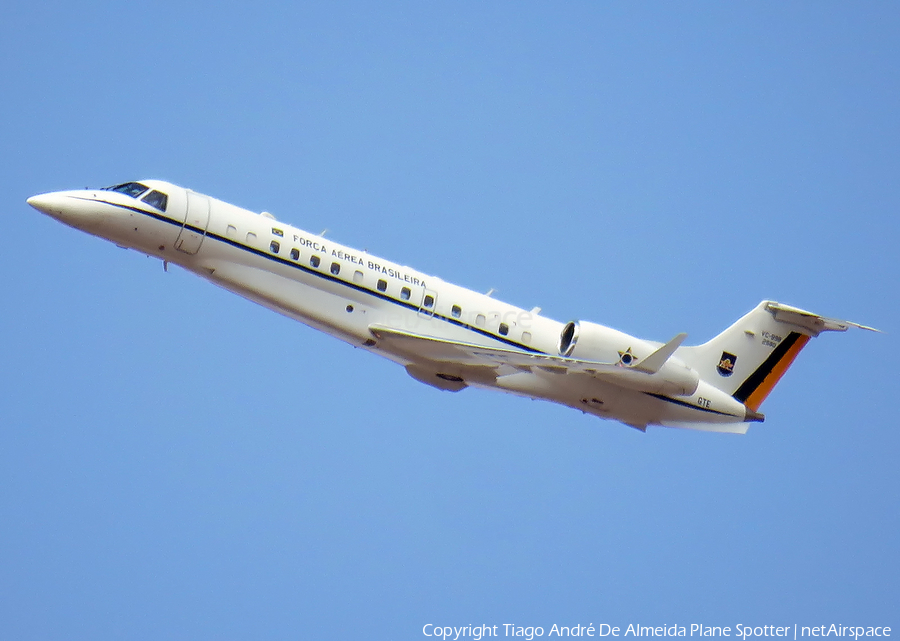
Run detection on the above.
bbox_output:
[174,191,210,255]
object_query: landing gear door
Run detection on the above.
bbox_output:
[419,289,438,318]
[174,191,210,255]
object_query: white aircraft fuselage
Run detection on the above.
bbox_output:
[28,180,874,433]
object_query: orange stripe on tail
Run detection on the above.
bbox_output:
[734,332,811,412]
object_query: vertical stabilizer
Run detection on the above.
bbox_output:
[677,301,876,411]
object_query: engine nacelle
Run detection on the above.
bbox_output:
[558,321,700,396]
[559,320,654,363]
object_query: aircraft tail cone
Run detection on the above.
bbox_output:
[744,409,765,423]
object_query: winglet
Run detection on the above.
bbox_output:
[634,333,688,374]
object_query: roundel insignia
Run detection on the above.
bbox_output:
[717,351,737,377]
[617,347,636,367]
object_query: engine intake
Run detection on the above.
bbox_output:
[559,321,579,357]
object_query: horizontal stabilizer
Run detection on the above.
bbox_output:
[634,333,688,374]
[766,302,881,335]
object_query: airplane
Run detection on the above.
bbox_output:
[27,180,878,433]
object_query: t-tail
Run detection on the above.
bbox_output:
[678,301,879,413]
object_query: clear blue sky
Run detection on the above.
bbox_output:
[1,2,897,639]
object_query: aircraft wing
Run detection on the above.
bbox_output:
[368,324,694,395]
[369,324,612,372]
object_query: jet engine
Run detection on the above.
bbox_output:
[559,320,655,362]
[558,321,700,396]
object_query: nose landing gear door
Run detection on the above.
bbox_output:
[174,191,210,255]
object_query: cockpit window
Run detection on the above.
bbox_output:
[141,190,168,212]
[107,182,149,198]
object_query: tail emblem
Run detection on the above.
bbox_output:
[717,352,737,377]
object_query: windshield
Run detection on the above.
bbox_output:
[106,182,149,198]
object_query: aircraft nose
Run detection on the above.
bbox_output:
[27,192,67,216]
[27,190,106,231]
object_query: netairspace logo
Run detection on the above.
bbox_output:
[421,624,893,641]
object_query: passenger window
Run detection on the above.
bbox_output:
[271,228,284,237]
[423,295,434,308]
[475,314,486,327]
[269,240,280,253]
[400,287,411,301]
[310,255,320,268]
[226,225,237,238]
[353,270,364,284]
[499,323,509,336]
[330,262,341,276]
[141,190,168,212]
[451,305,462,318]
[290,248,299,261]
[377,279,387,292]
[246,232,257,244]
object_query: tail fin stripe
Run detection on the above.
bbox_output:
[733,331,810,410]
